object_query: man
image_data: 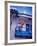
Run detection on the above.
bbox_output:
[18,18,26,31]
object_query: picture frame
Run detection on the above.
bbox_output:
[5,1,36,45]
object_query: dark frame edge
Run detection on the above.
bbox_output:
[5,1,8,45]
[5,1,36,4]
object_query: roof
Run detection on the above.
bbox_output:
[18,13,32,18]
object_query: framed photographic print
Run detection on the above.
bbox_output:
[5,1,36,45]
